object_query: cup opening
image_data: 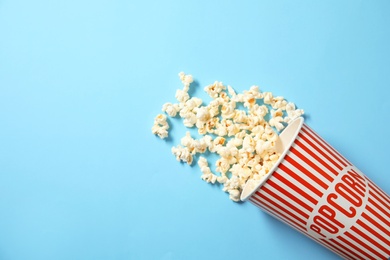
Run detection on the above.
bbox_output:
[240,117,304,201]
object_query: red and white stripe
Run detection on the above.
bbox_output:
[248,123,390,260]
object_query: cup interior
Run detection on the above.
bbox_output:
[240,116,304,201]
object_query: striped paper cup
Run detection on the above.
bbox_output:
[241,117,390,260]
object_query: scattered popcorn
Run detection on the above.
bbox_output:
[152,72,304,202]
[151,114,169,139]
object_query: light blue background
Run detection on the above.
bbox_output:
[1,1,389,260]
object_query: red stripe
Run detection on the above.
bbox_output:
[267,178,313,212]
[303,124,351,166]
[329,238,366,260]
[344,231,384,260]
[273,171,318,205]
[368,180,390,205]
[286,150,329,189]
[298,131,343,171]
[320,239,357,260]
[362,212,390,237]
[352,224,390,255]
[256,189,308,224]
[279,161,323,197]
[369,189,390,211]
[367,199,390,221]
[338,234,376,260]
[295,138,336,181]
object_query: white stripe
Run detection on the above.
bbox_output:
[278,165,321,202]
[293,138,335,185]
[302,125,350,167]
[300,130,345,171]
[264,181,312,218]
[349,226,388,259]
[283,158,326,194]
[334,236,372,260]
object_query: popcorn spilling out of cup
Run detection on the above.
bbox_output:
[152,73,390,260]
[152,72,304,202]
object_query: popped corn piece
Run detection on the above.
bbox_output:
[231,93,244,102]
[285,102,305,121]
[181,132,196,153]
[198,157,218,184]
[205,117,219,133]
[269,116,285,132]
[243,92,257,108]
[155,114,168,126]
[171,145,193,165]
[204,81,225,99]
[252,104,268,118]
[213,122,228,137]
[182,112,197,128]
[197,125,207,135]
[242,135,256,153]
[185,97,203,110]
[248,85,263,99]
[271,96,287,110]
[162,102,180,117]
[255,139,272,156]
[263,92,273,104]
[227,85,236,97]
[233,110,247,124]
[215,157,231,174]
[228,189,241,202]
[251,125,265,135]
[175,89,190,103]
[151,124,169,139]
[219,91,230,102]
[178,72,194,89]
[193,138,208,154]
[285,102,296,112]
[195,106,211,122]
[214,136,226,146]
[217,175,228,184]
[200,135,213,148]
[152,114,170,139]
[221,101,236,119]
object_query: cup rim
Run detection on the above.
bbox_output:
[240,116,305,201]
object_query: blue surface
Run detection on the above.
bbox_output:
[1,1,389,260]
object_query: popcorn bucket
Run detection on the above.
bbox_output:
[241,117,390,260]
